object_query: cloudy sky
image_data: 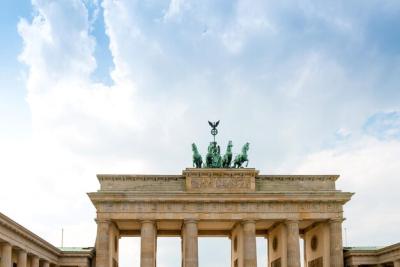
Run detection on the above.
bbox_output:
[1,0,400,266]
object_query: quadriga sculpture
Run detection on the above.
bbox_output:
[191,121,250,168]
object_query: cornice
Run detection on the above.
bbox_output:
[344,243,400,256]
[0,212,61,256]
[97,174,184,181]
[97,173,339,182]
[257,175,339,181]
[87,191,353,204]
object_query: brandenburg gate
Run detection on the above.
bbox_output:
[88,121,353,267]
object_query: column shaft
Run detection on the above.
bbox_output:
[1,243,12,267]
[31,255,40,267]
[43,261,50,267]
[242,221,257,267]
[95,219,111,267]
[286,220,301,267]
[140,221,157,267]
[18,250,28,267]
[329,219,344,267]
[394,260,400,267]
[182,220,198,267]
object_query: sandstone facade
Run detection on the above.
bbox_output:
[89,168,353,267]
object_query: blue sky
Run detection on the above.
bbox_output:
[1,1,400,266]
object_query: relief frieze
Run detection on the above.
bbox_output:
[184,169,257,192]
[99,201,342,214]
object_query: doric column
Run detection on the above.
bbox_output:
[140,220,157,267]
[182,219,198,267]
[31,255,40,267]
[43,261,50,267]
[95,219,112,267]
[329,219,344,267]
[286,220,301,267]
[18,250,28,267]
[1,243,12,267]
[242,220,257,267]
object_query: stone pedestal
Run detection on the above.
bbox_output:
[95,219,111,267]
[1,243,12,267]
[329,219,344,267]
[242,220,257,267]
[182,220,198,267]
[18,250,27,267]
[184,168,257,193]
[140,221,157,267]
[286,220,300,267]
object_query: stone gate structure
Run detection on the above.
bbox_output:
[88,168,353,267]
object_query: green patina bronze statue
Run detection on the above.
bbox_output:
[192,143,203,168]
[233,142,250,168]
[222,140,233,168]
[205,141,222,168]
[191,121,250,168]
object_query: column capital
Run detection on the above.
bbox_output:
[241,219,256,225]
[285,219,300,225]
[329,218,344,223]
[141,220,157,225]
[183,219,199,224]
[95,218,111,224]
[0,241,12,247]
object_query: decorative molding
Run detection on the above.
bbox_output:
[256,175,339,181]
[97,175,183,182]
[97,201,343,214]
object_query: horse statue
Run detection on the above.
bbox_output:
[222,141,233,168]
[192,143,203,168]
[233,142,250,168]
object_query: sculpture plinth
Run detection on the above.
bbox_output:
[184,168,257,192]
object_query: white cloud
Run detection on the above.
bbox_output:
[164,0,186,21]
[294,136,400,246]
[1,0,400,266]
[221,0,276,54]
